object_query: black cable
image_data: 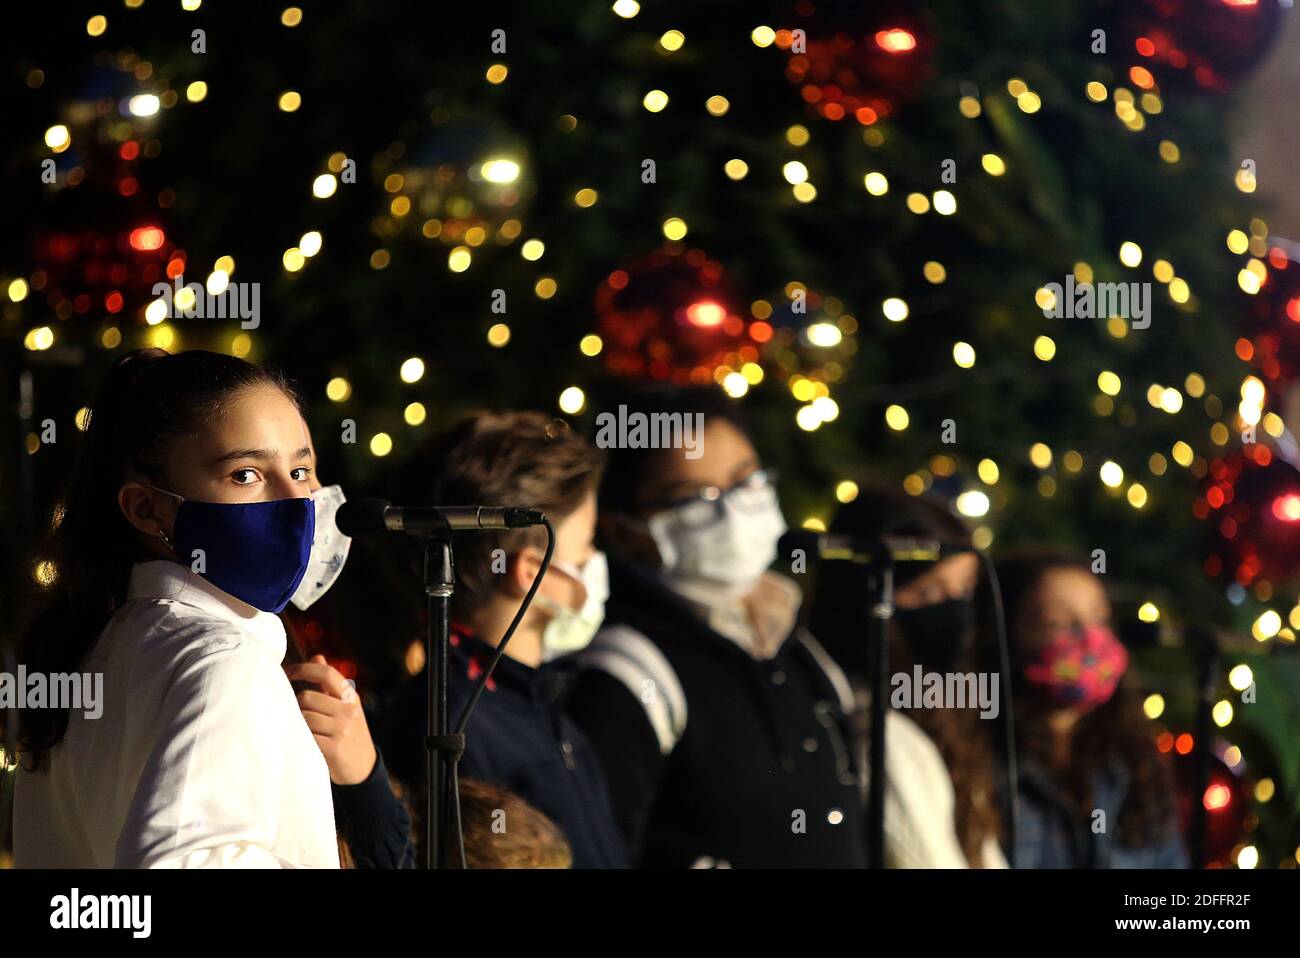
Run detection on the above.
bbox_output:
[979,550,1019,868]
[442,516,554,866]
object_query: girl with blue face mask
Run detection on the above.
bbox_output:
[14,348,338,868]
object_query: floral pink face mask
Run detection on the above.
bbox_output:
[1021,624,1128,714]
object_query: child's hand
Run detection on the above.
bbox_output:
[284,655,377,786]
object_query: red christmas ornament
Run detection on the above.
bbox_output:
[594,247,757,385]
[1119,0,1282,94]
[1239,245,1300,387]
[778,0,934,125]
[1199,446,1300,588]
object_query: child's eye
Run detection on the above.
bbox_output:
[290,467,312,482]
[231,468,260,485]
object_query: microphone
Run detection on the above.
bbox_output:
[335,498,546,536]
[778,529,972,564]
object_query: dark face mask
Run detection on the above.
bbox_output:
[894,598,976,671]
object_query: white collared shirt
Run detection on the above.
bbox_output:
[15,560,338,868]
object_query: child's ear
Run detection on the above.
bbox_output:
[508,547,544,597]
[117,481,177,544]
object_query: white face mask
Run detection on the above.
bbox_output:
[289,484,353,611]
[647,484,787,598]
[537,550,608,662]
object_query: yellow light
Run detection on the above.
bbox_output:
[978,459,999,484]
[956,490,990,518]
[1228,664,1253,691]
[882,298,909,322]
[953,342,975,368]
[487,323,511,347]
[181,0,201,8]
[981,154,1006,176]
[400,357,425,383]
[230,333,252,358]
[1127,483,1148,509]
[932,190,957,215]
[1142,693,1165,719]
[1029,443,1053,469]
[958,95,981,118]
[1168,277,1189,304]
[796,405,823,432]
[148,324,176,350]
[145,298,169,325]
[558,386,586,414]
[885,404,909,431]
[278,91,302,112]
[312,174,338,198]
[486,63,508,84]
[1226,229,1249,254]
[404,402,427,426]
[1171,441,1193,467]
[282,247,305,272]
[792,181,817,203]
[206,270,229,296]
[1235,845,1258,870]
[1017,91,1041,113]
[1086,81,1108,102]
[863,171,888,195]
[481,158,521,184]
[535,277,557,299]
[281,7,303,27]
[32,559,58,587]
[1159,387,1183,413]
[706,95,730,117]
[1235,167,1256,193]
[751,26,776,47]
[783,161,809,185]
[129,94,160,117]
[923,261,946,283]
[725,158,749,180]
[740,362,764,386]
[1064,450,1083,472]
[1099,460,1124,488]
[186,81,208,103]
[1253,610,1281,641]
[1118,241,1142,268]
[1152,259,1174,283]
[1255,779,1275,804]
[643,89,669,112]
[448,246,472,272]
[101,326,122,349]
[833,480,859,504]
[722,372,749,398]
[45,125,71,153]
[786,125,810,147]
[521,239,545,261]
[579,334,603,357]
[807,322,842,347]
[215,255,235,274]
[802,517,827,532]
[906,192,930,214]
[659,30,685,51]
[1033,336,1056,361]
[574,188,598,208]
[8,278,29,302]
[1212,700,1234,727]
[87,15,108,36]
[1097,371,1121,396]
[369,433,393,457]
[1237,269,1260,295]
[663,217,688,240]
[24,326,54,351]
[1007,79,1028,97]
[612,0,640,17]
[1159,140,1180,163]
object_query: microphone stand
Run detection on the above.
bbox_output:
[865,562,894,869]
[423,535,461,869]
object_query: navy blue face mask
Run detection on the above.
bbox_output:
[154,488,315,614]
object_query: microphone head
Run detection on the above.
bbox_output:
[334,497,391,537]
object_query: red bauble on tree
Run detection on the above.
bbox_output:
[1199,445,1300,589]
[1238,245,1300,387]
[595,247,758,385]
[1118,0,1283,94]
[777,0,934,125]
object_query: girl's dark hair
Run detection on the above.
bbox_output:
[987,548,1180,849]
[808,485,1003,866]
[597,383,749,516]
[16,348,297,769]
